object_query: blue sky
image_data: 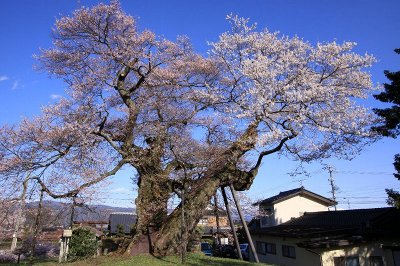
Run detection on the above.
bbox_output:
[0,0,399,209]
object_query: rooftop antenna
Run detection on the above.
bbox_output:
[297,177,306,187]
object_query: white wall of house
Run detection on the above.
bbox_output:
[250,235,321,266]
[320,243,396,266]
[274,195,330,225]
[260,195,330,227]
[251,235,397,266]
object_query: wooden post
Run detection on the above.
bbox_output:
[229,184,259,263]
[59,229,72,262]
[59,239,63,263]
[214,194,220,245]
[221,186,242,260]
[180,181,187,264]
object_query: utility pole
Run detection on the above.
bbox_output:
[325,165,338,211]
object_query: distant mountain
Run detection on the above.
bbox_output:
[26,200,135,227]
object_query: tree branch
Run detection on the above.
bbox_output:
[250,133,297,174]
[34,158,128,199]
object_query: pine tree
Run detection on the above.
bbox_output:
[373,48,400,207]
[116,224,125,238]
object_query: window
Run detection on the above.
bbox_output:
[282,245,296,259]
[256,241,265,254]
[260,216,270,227]
[369,256,384,266]
[265,242,276,255]
[346,257,360,266]
[256,242,276,255]
[260,207,273,228]
[334,256,360,266]
[334,257,345,266]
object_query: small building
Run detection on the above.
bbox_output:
[250,207,400,266]
[108,212,136,235]
[73,220,108,232]
[198,205,231,244]
[254,187,336,228]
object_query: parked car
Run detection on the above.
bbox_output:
[214,244,237,258]
[240,243,249,260]
[201,242,213,256]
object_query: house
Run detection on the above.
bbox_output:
[249,207,400,266]
[254,186,336,227]
[108,212,136,235]
[198,205,231,244]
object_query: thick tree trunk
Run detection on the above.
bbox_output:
[129,122,260,256]
[135,170,171,234]
[152,177,221,256]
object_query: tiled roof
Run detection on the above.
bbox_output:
[251,207,400,240]
[283,207,390,227]
[109,213,137,234]
[254,186,336,206]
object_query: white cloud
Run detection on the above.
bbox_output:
[110,187,131,194]
[50,94,62,100]
[11,80,19,90]
[0,75,9,82]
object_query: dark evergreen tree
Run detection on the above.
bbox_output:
[373,48,400,207]
[116,224,125,238]
[68,228,97,261]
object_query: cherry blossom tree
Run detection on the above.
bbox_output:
[0,107,114,251]
[1,2,380,256]
[152,16,379,255]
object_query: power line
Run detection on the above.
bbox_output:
[336,170,393,176]
[344,194,387,199]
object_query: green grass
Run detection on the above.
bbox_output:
[10,252,269,266]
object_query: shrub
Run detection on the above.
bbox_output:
[0,250,18,263]
[102,237,126,253]
[187,226,204,252]
[116,224,125,237]
[11,237,59,262]
[68,228,97,262]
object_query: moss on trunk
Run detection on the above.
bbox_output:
[135,171,170,234]
[152,177,221,256]
[128,121,260,256]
